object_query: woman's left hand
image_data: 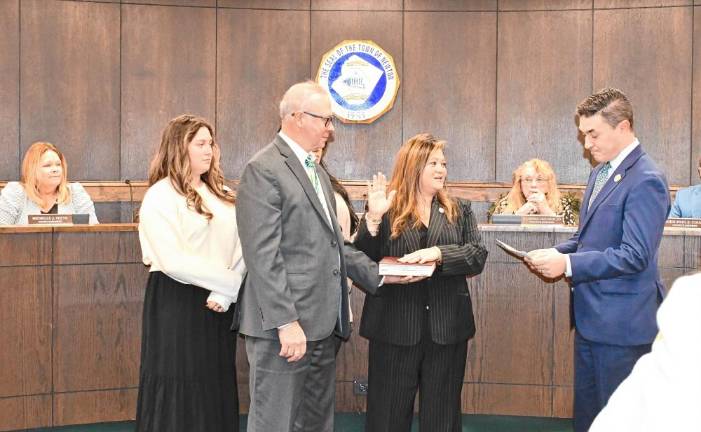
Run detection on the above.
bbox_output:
[206,300,225,313]
[398,246,442,264]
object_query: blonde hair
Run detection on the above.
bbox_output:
[148,114,234,219]
[21,141,71,206]
[387,133,458,239]
[503,159,562,213]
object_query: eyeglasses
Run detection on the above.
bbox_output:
[521,177,548,184]
[302,111,335,128]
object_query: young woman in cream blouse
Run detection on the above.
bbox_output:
[135,114,245,432]
[0,141,98,225]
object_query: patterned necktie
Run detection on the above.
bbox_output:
[304,155,321,194]
[588,162,611,210]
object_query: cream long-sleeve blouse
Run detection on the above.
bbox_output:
[138,178,246,312]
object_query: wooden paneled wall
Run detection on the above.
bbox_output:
[1,0,699,193]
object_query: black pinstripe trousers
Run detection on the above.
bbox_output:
[365,310,468,432]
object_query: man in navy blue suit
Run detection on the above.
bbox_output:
[526,88,670,432]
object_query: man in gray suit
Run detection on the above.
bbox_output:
[236,81,384,432]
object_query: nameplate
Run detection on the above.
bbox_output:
[491,214,522,225]
[665,218,701,229]
[28,214,73,225]
[521,215,564,225]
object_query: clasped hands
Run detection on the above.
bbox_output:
[524,248,567,279]
[516,192,554,216]
[206,300,225,312]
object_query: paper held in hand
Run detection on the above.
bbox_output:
[378,257,436,277]
[495,239,528,259]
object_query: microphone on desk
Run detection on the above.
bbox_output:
[125,179,135,223]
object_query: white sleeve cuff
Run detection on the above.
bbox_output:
[565,254,573,278]
[206,291,234,312]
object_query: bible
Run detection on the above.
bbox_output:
[378,256,436,277]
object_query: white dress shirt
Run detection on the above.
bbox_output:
[278,131,333,226]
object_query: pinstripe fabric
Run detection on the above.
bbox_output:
[366,322,468,432]
[354,198,488,346]
[354,198,487,431]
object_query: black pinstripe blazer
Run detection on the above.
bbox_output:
[354,198,488,346]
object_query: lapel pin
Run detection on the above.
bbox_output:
[614,174,622,183]
[438,207,444,214]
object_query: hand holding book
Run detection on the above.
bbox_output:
[379,247,441,278]
[399,246,442,265]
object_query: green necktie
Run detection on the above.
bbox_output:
[304,155,321,194]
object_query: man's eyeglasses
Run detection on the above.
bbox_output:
[302,111,335,128]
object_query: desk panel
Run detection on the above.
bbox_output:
[0,230,52,267]
[0,224,698,429]
[0,266,52,398]
[53,263,146,393]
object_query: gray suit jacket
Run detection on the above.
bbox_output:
[235,136,381,341]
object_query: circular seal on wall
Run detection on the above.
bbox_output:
[316,40,400,124]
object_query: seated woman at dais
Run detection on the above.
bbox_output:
[490,158,579,225]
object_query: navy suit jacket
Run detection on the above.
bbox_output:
[555,145,670,346]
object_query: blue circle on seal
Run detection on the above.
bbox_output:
[328,52,387,112]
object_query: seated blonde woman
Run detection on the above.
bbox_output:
[0,141,98,225]
[491,158,579,225]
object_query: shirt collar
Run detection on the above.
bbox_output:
[278,131,314,167]
[608,138,639,173]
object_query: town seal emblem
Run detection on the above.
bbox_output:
[316,40,400,124]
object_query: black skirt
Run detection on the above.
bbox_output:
[135,271,239,432]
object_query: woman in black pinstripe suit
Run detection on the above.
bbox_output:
[355,133,488,432]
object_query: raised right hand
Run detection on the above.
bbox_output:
[367,172,396,219]
[278,321,307,362]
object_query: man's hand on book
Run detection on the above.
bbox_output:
[384,275,428,284]
[398,246,442,264]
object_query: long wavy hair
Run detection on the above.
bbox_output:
[387,133,458,239]
[148,114,234,219]
[21,141,71,206]
[503,159,561,214]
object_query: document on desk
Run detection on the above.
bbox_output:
[495,239,528,259]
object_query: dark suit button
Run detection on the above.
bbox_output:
[333,269,340,276]
[331,240,337,247]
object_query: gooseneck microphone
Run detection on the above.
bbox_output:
[125,179,135,223]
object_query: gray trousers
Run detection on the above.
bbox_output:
[245,334,337,432]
